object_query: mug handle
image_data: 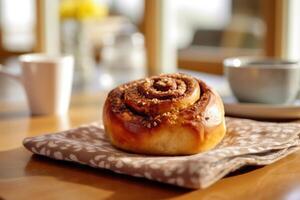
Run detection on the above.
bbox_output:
[0,64,22,82]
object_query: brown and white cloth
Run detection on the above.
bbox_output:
[23,117,300,189]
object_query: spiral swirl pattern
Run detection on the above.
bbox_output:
[106,73,212,129]
[124,74,200,115]
[103,73,226,155]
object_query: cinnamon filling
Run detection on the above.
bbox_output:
[108,73,210,128]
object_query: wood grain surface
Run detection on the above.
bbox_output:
[1,92,300,200]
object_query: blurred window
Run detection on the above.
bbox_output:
[174,0,232,49]
[0,0,36,53]
[176,0,272,74]
[107,0,144,24]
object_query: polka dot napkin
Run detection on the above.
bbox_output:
[23,117,300,189]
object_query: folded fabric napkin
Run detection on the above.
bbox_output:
[23,117,300,189]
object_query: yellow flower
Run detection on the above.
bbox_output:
[60,0,108,20]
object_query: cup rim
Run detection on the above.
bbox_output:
[224,56,299,69]
[19,53,73,64]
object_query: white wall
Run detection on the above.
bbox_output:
[43,0,60,55]
[286,0,300,60]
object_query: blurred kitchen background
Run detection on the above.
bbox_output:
[0,0,299,102]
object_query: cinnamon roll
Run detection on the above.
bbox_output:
[103,73,226,155]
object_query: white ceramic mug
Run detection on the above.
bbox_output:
[0,54,74,115]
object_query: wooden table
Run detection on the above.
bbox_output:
[1,92,300,200]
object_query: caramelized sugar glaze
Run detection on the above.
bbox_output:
[107,73,210,128]
[103,73,226,155]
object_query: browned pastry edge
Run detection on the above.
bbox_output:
[103,73,226,155]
